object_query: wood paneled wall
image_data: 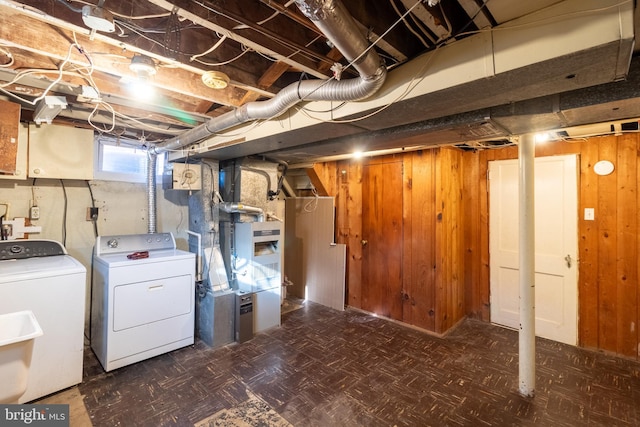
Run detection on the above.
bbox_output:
[318,150,466,335]
[435,148,465,332]
[314,134,639,358]
[462,135,640,359]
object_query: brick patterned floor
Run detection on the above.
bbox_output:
[79,301,640,426]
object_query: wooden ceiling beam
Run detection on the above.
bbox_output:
[0,50,211,128]
[0,8,252,107]
[189,1,336,70]
[240,60,291,104]
[0,2,277,100]
[259,0,322,35]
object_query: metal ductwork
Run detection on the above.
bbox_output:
[146,0,387,232]
[152,0,386,155]
[147,151,158,234]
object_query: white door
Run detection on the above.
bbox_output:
[489,154,578,345]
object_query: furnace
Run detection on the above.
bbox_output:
[234,221,282,333]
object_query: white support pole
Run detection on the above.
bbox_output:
[518,133,536,397]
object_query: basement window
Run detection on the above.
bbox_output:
[94,138,165,183]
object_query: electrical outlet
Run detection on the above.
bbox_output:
[30,206,40,220]
[87,207,99,221]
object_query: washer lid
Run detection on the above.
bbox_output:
[0,255,86,282]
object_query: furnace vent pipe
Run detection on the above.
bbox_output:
[218,202,265,222]
[152,0,386,155]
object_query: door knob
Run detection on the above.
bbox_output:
[361,239,368,246]
[565,254,572,268]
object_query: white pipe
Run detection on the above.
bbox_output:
[218,202,265,222]
[518,133,536,397]
[186,230,203,282]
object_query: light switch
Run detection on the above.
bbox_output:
[584,208,595,221]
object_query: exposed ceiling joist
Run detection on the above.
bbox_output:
[146,0,330,80]
[0,0,637,164]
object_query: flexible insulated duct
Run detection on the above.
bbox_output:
[147,0,387,232]
[152,0,386,155]
[147,151,157,234]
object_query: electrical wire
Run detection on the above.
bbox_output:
[191,0,329,67]
[437,1,453,42]
[453,0,492,38]
[192,45,252,67]
[164,10,182,58]
[31,178,38,208]
[85,181,99,238]
[448,0,632,41]
[297,0,628,125]
[407,10,437,44]
[0,46,14,68]
[303,186,319,212]
[286,0,425,111]
[55,0,82,13]
[203,161,217,222]
[190,35,227,61]
[88,101,116,133]
[0,43,83,105]
[389,0,431,48]
[297,42,443,124]
[61,0,172,19]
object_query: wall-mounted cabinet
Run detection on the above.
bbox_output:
[28,124,94,180]
[0,123,28,181]
[0,99,20,177]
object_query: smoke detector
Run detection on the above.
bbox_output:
[202,71,230,89]
[81,5,115,33]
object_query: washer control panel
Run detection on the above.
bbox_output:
[0,240,66,260]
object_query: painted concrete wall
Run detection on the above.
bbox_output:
[0,178,190,331]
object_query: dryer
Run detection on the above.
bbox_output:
[0,240,86,403]
[91,233,195,372]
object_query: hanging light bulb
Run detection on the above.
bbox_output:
[129,55,156,79]
[128,55,156,100]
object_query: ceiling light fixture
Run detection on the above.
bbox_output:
[202,71,230,89]
[129,55,157,80]
[128,55,157,100]
[534,132,552,143]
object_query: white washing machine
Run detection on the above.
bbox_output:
[91,233,195,372]
[0,240,86,403]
